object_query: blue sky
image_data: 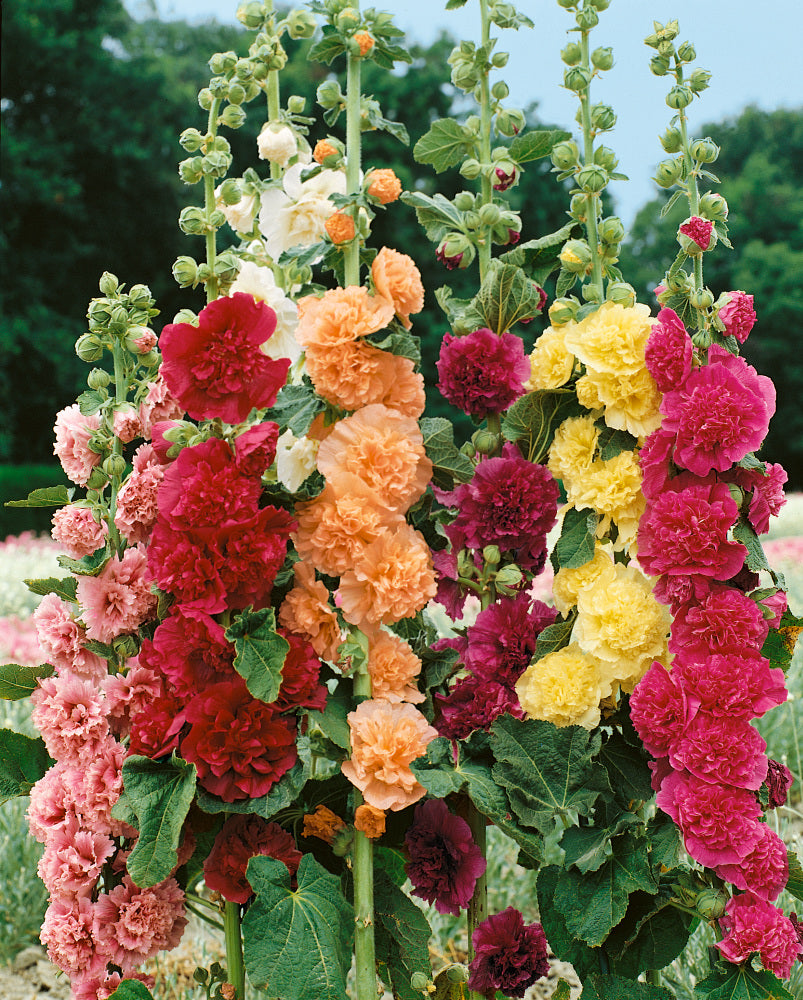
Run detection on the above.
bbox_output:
[127,0,801,225]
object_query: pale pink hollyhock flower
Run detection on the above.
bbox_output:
[51,505,108,559]
[41,895,108,979]
[33,594,106,682]
[93,876,187,971]
[37,814,115,898]
[719,290,756,344]
[27,762,82,843]
[112,404,141,444]
[53,404,101,486]
[717,824,789,901]
[0,614,46,668]
[80,736,134,838]
[31,673,109,766]
[138,373,184,439]
[103,658,163,737]
[716,893,801,979]
[133,329,157,353]
[77,544,156,643]
[114,444,166,544]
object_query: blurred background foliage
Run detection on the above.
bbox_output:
[1,0,801,538]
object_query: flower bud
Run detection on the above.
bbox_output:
[237,2,265,29]
[213,252,240,284]
[86,467,109,489]
[127,285,152,310]
[410,972,432,992]
[699,191,728,222]
[179,206,208,236]
[491,50,509,68]
[495,108,525,137]
[472,430,500,455]
[727,483,745,508]
[577,163,608,193]
[317,80,344,109]
[593,145,618,172]
[287,8,316,38]
[493,164,517,191]
[234,58,253,80]
[98,272,119,297]
[591,46,614,71]
[549,297,579,327]
[654,157,684,188]
[564,66,592,92]
[561,42,582,65]
[678,216,716,255]
[676,40,696,62]
[690,137,719,163]
[209,50,237,75]
[556,0,577,7]
[172,256,199,288]
[109,305,129,334]
[666,85,693,109]
[478,202,502,226]
[688,68,712,94]
[659,127,683,153]
[590,103,616,131]
[202,150,232,178]
[179,156,204,184]
[102,453,127,478]
[560,239,592,273]
[649,54,671,76]
[87,368,111,390]
[451,61,479,91]
[689,287,714,310]
[459,158,482,180]
[197,88,214,111]
[695,888,729,921]
[568,193,588,222]
[496,564,523,588]
[483,545,501,566]
[575,7,599,29]
[490,80,509,100]
[598,216,624,245]
[220,104,247,130]
[581,281,603,303]
[76,334,105,362]
[551,140,580,171]
[331,825,355,857]
[606,282,636,307]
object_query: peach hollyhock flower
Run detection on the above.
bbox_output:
[296,285,394,350]
[338,523,437,627]
[278,560,343,662]
[380,356,426,418]
[294,473,404,578]
[325,211,356,244]
[563,301,654,377]
[304,339,396,411]
[366,169,402,205]
[366,626,425,703]
[316,404,432,514]
[354,804,386,838]
[354,31,375,55]
[515,642,611,729]
[313,138,340,164]
[341,699,437,810]
[526,325,576,391]
[302,804,347,844]
[371,247,424,330]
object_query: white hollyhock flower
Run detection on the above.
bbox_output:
[276,429,319,492]
[229,261,302,365]
[258,163,346,261]
[257,124,298,167]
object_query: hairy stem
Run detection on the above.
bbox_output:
[478,0,493,281]
[204,99,223,304]
[224,900,246,1000]
[345,27,362,287]
[353,659,377,1000]
[265,0,282,181]
[467,805,488,1000]
[579,28,603,293]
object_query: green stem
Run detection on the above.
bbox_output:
[675,64,704,323]
[107,337,126,554]
[579,29,603,293]
[645,970,662,986]
[478,0,493,281]
[353,654,377,1000]
[224,900,246,1000]
[204,99,222,304]
[344,28,362,287]
[467,805,488,1000]
[265,0,282,182]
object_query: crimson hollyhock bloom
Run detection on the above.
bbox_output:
[467,907,549,998]
[217,505,296,610]
[234,422,280,478]
[181,678,297,801]
[160,293,290,423]
[203,815,302,904]
[464,593,556,686]
[141,607,235,701]
[275,630,327,712]
[405,799,486,915]
[147,521,227,614]
[719,290,756,344]
[436,328,530,418]
[766,759,794,809]
[129,687,187,759]
[436,676,524,740]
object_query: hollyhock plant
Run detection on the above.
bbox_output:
[203,815,302,904]
[467,907,550,998]
[404,799,486,915]
[140,608,235,701]
[668,585,770,657]
[436,676,525,740]
[33,593,106,681]
[436,327,531,418]
[76,544,156,643]
[93,876,187,971]
[53,404,102,486]
[463,592,555,686]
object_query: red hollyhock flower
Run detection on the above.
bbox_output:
[181,678,297,801]
[679,216,713,250]
[468,907,549,998]
[129,686,187,759]
[141,607,236,701]
[436,328,530,419]
[235,422,280,478]
[275,630,327,713]
[160,293,290,423]
[203,815,302,904]
[217,505,296,610]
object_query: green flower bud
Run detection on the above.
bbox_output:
[591,46,614,71]
[86,467,109,490]
[87,368,111,390]
[496,564,523,588]
[217,178,242,205]
[689,287,715,310]
[113,633,139,659]
[560,238,592,273]
[727,482,745,508]
[483,545,501,566]
[219,104,247,130]
[178,206,208,236]
[491,50,509,68]
[590,103,616,131]
[695,888,729,920]
[561,41,582,65]
[127,285,152,310]
[208,208,226,229]
[172,256,199,288]
[227,82,246,106]
[606,282,636,307]
[87,300,113,329]
[654,156,684,188]
[665,268,693,293]
[202,150,232,177]
[589,0,611,8]
[549,297,580,326]
[214,252,240,284]
[656,19,680,42]
[666,85,693,110]
[688,68,712,94]
[287,94,306,114]
[581,281,604,303]
[576,7,599,29]
[657,39,675,59]
[464,115,481,134]
[460,441,476,460]
[452,191,475,212]
[649,54,671,76]
[496,108,526,137]
[139,349,159,368]
[659,126,683,153]
[208,76,229,100]
[410,972,432,992]
[472,429,500,455]
[594,145,618,172]
[98,272,119,297]
[234,57,253,80]
[478,203,502,226]
[551,140,580,170]
[456,549,476,578]
[198,88,214,111]
[699,191,729,222]
[690,137,719,163]
[577,163,608,193]
[568,193,588,222]
[564,66,593,92]
[179,156,204,184]
[209,50,237,74]
[331,826,355,857]
[75,334,105,362]
[452,61,479,91]
[251,62,269,83]
[236,1,265,28]
[287,8,317,38]
[459,158,482,180]
[102,453,127,478]
[490,80,509,101]
[316,79,343,109]
[462,210,480,230]
[598,216,624,244]
[556,0,577,8]
[677,40,696,62]
[109,304,129,334]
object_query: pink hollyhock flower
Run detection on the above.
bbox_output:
[112,404,141,444]
[671,651,786,722]
[436,676,525,740]
[216,505,296,611]
[51,505,108,559]
[181,678,298,801]
[114,444,166,545]
[275,630,327,712]
[644,307,693,392]
[53,404,101,486]
[630,662,688,759]
[660,345,775,476]
[636,478,745,581]
[669,585,769,658]
[653,573,713,613]
[468,908,550,998]
[727,462,788,536]
[138,373,185,440]
[146,523,227,614]
[72,971,155,1000]
[160,292,290,423]
[37,815,115,898]
[717,824,789,901]
[679,216,713,250]
[719,290,756,344]
[27,762,82,843]
[234,422,280,478]
[657,770,762,867]
[717,893,801,979]
[41,895,108,978]
[140,607,235,701]
[94,876,187,972]
[80,737,132,838]
[766,759,794,809]
[129,687,187,759]
[637,428,675,501]
[757,588,788,628]
[203,815,302,904]
[77,544,156,643]
[33,593,106,681]
[668,713,768,790]
[103,658,163,738]
[436,328,531,418]
[464,593,556,686]
[405,799,487,915]
[31,674,109,766]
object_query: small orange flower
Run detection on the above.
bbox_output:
[354,804,386,839]
[354,31,375,56]
[313,138,340,165]
[303,804,347,844]
[366,168,402,205]
[278,560,342,662]
[296,285,394,349]
[325,210,356,245]
[371,247,424,330]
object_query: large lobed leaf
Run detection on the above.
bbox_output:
[0,728,53,803]
[226,607,289,705]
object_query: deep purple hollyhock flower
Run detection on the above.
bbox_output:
[464,593,556,686]
[436,328,530,419]
[435,676,524,740]
[767,758,794,809]
[467,907,550,998]
[404,799,487,915]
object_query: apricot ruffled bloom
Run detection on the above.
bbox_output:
[302,804,346,844]
[366,169,402,205]
[354,804,386,839]
[278,560,342,662]
[325,211,355,244]
[305,340,397,411]
[316,404,432,514]
[380,356,427,417]
[296,285,394,349]
[338,523,437,627]
[371,248,424,330]
[366,627,425,703]
[341,700,437,811]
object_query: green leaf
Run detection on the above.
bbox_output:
[374,845,408,888]
[554,833,658,946]
[445,0,468,8]
[606,890,693,978]
[410,737,465,798]
[732,518,770,573]
[307,684,351,752]
[555,507,599,570]
[77,388,106,416]
[583,973,672,999]
[242,854,354,1000]
[491,716,610,833]
[509,129,572,164]
[501,388,583,465]
[308,28,347,65]
[5,485,71,507]
[24,576,78,603]
[413,118,476,173]
[120,755,197,888]
[420,417,475,489]
[660,190,685,219]
[226,607,289,705]
[195,760,306,819]
[556,266,578,298]
[500,222,576,285]
[646,813,683,871]
[271,381,326,438]
[533,613,576,661]
[475,260,546,334]
[277,240,328,269]
[694,964,795,999]
[0,729,53,803]
[784,848,803,902]
[561,824,615,874]
[0,662,55,700]
[57,548,109,577]
[400,191,466,245]
[597,426,639,461]
[598,730,654,805]
[536,865,600,981]
[367,328,421,364]
[374,870,431,1000]
[108,981,157,1000]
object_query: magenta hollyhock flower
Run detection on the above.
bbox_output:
[767,759,794,809]
[660,344,775,476]
[671,651,786,722]
[629,662,688,759]
[717,824,789,901]
[234,422,280,478]
[203,815,302,904]
[719,290,756,344]
[160,292,290,423]
[436,328,530,418]
[668,713,768,790]
[636,478,745,581]
[669,585,769,658]
[653,573,713,613]
[716,893,801,980]
[638,428,675,500]
[436,676,524,740]
[467,907,550,998]
[141,607,235,701]
[493,166,517,191]
[464,593,556,686]
[644,307,693,392]
[405,798,487,915]
[679,216,714,250]
[727,462,788,536]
